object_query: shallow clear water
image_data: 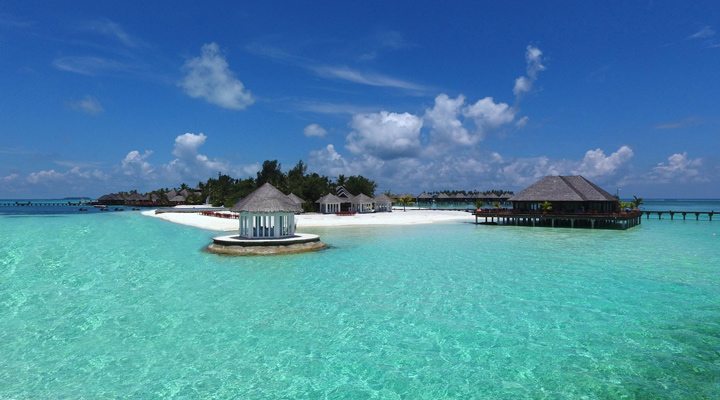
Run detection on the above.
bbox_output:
[1,210,719,398]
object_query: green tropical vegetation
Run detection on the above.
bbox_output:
[190,160,376,210]
[632,195,644,209]
[540,201,553,213]
[398,195,414,212]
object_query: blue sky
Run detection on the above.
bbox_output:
[1,1,719,198]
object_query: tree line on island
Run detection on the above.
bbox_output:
[98,160,376,211]
[97,159,518,210]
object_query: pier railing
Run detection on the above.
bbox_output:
[640,210,714,221]
[473,209,643,230]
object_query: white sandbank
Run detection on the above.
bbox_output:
[142,209,474,232]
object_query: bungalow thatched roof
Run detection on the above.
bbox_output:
[287,193,305,205]
[374,194,393,204]
[417,192,433,199]
[436,193,451,199]
[316,193,342,204]
[126,192,145,201]
[169,195,186,202]
[231,183,302,213]
[508,175,616,202]
[352,193,374,204]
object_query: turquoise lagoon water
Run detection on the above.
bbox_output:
[1,207,719,398]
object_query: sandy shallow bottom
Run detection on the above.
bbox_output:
[142,209,475,231]
[207,240,326,256]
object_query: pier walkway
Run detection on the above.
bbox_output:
[641,210,715,221]
[473,210,643,230]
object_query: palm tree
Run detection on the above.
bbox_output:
[399,195,413,212]
[474,199,484,210]
[632,195,643,209]
[540,201,552,213]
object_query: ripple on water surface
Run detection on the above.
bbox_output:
[1,213,719,398]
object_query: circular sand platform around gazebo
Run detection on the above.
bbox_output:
[206,182,325,256]
[207,233,325,255]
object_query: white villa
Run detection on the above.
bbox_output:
[316,193,342,214]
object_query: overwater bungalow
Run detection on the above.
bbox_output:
[168,194,186,205]
[510,175,619,213]
[474,175,642,229]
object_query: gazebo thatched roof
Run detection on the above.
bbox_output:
[315,193,342,204]
[374,194,393,204]
[352,193,374,204]
[231,183,302,213]
[508,175,616,202]
[287,193,305,205]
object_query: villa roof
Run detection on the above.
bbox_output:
[169,195,186,202]
[287,193,305,205]
[374,194,393,204]
[316,193,343,204]
[508,175,617,202]
[417,192,433,199]
[231,183,302,213]
[126,192,145,201]
[352,193,374,204]
[437,193,451,199]
[336,185,354,198]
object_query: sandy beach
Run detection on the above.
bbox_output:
[142,208,475,231]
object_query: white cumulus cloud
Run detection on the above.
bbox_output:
[304,123,327,137]
[165,133,229,180]
[346,111,423,160]
[463,97,516,129]
[121,150,154,176]
[180,43,254,110]
[573,146,634,178]
[650,152,704,182]
[513,45,545,97]
[425,94,473,145]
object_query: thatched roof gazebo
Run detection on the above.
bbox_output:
[287,193,305,208]
[231,182,302,239]
[374,194,393,212]
[208,182,324,255]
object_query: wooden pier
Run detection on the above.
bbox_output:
[0,201,92,207]
[473,210,643,230]
[641,210,715,221]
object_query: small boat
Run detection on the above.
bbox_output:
[78,208,88,212]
